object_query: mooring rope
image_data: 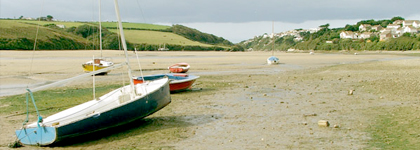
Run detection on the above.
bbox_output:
[25,89,43,128]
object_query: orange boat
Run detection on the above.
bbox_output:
[168,63,190,73]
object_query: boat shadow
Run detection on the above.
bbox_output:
[48,114,219,147]
[170,87,213,94]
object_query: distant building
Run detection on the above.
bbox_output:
[340,31,358,39]
[371,25,383,31]
[402,26,418,34]
[359,32,374,39]
[56,24,66,28]
[386,24,401,30]
[380,31,393,41]
[393,20,404,25]
[403,20,420,28]
[359,24,372,31]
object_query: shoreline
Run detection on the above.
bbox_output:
[0,50,412,98]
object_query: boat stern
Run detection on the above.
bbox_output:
[15,126,57,146]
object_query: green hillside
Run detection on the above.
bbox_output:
[16,20,88,28]
[99,22,170,30]
[0,20,92,50]
[14,20,170,30]
[110,29,213,47]
[0,19,239,51]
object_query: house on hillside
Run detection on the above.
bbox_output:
[371,25,383,31]
[359,32,374,39]
[393,20,404,25]
[308,28,321,33]
[402,26,418,34]
[294,36,303,41]
[359,24,372,31]
[340,31,358,39]
[56,24,66,28]
[380,31,393,41]
[387,24,401,30]
[403,20,420,28]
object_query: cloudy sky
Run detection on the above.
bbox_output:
[1,0,419,43]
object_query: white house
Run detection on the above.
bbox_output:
[403,20,420,28]
[371,25,383,31]
[380,31,393,41]
[56,24,66,28]
[393,20,404,25]
[340,31,358,39]
[387,24,401,29]
[359,32,374,39]
[359,24,371,31]
[402,26,418,34]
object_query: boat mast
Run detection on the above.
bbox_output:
[113,0,135,92]
[272,21,274,56]
[99,0,103,58]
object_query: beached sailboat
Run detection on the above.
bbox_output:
[15,0,171,146]
[267,21,279,65]
[133,73,199,92]
[82,0,114,75]
[168,62,190,73]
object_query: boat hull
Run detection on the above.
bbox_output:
[267,56,279,65]
[82,59,114,75]
[82,64,110,74]
[16,79,171,146]
[169,79,196,92]
[134,74,199,92]
[168,63,190,73]
[168,67,189,73]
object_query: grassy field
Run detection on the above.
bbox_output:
[111,29,214,47]
[0,20,89,43]
[3,20,170,30]
[99,22,170,30]
[10,20,89,28]
[0,20,213,48]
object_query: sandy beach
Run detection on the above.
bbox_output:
[1,50,419,149]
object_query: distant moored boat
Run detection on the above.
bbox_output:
[267,56,279,65]
[168,63,190,73]
[82,58,114,75]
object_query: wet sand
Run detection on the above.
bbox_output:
[1,50,419,149]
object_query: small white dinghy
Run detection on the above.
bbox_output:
[267,56,279,65]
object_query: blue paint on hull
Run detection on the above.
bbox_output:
[15,126,57,146]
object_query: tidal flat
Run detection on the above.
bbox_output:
[1,50,419,149]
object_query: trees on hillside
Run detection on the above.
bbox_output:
[391,16,405,22]
[169,24,234,46]
[46,15,53,21]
